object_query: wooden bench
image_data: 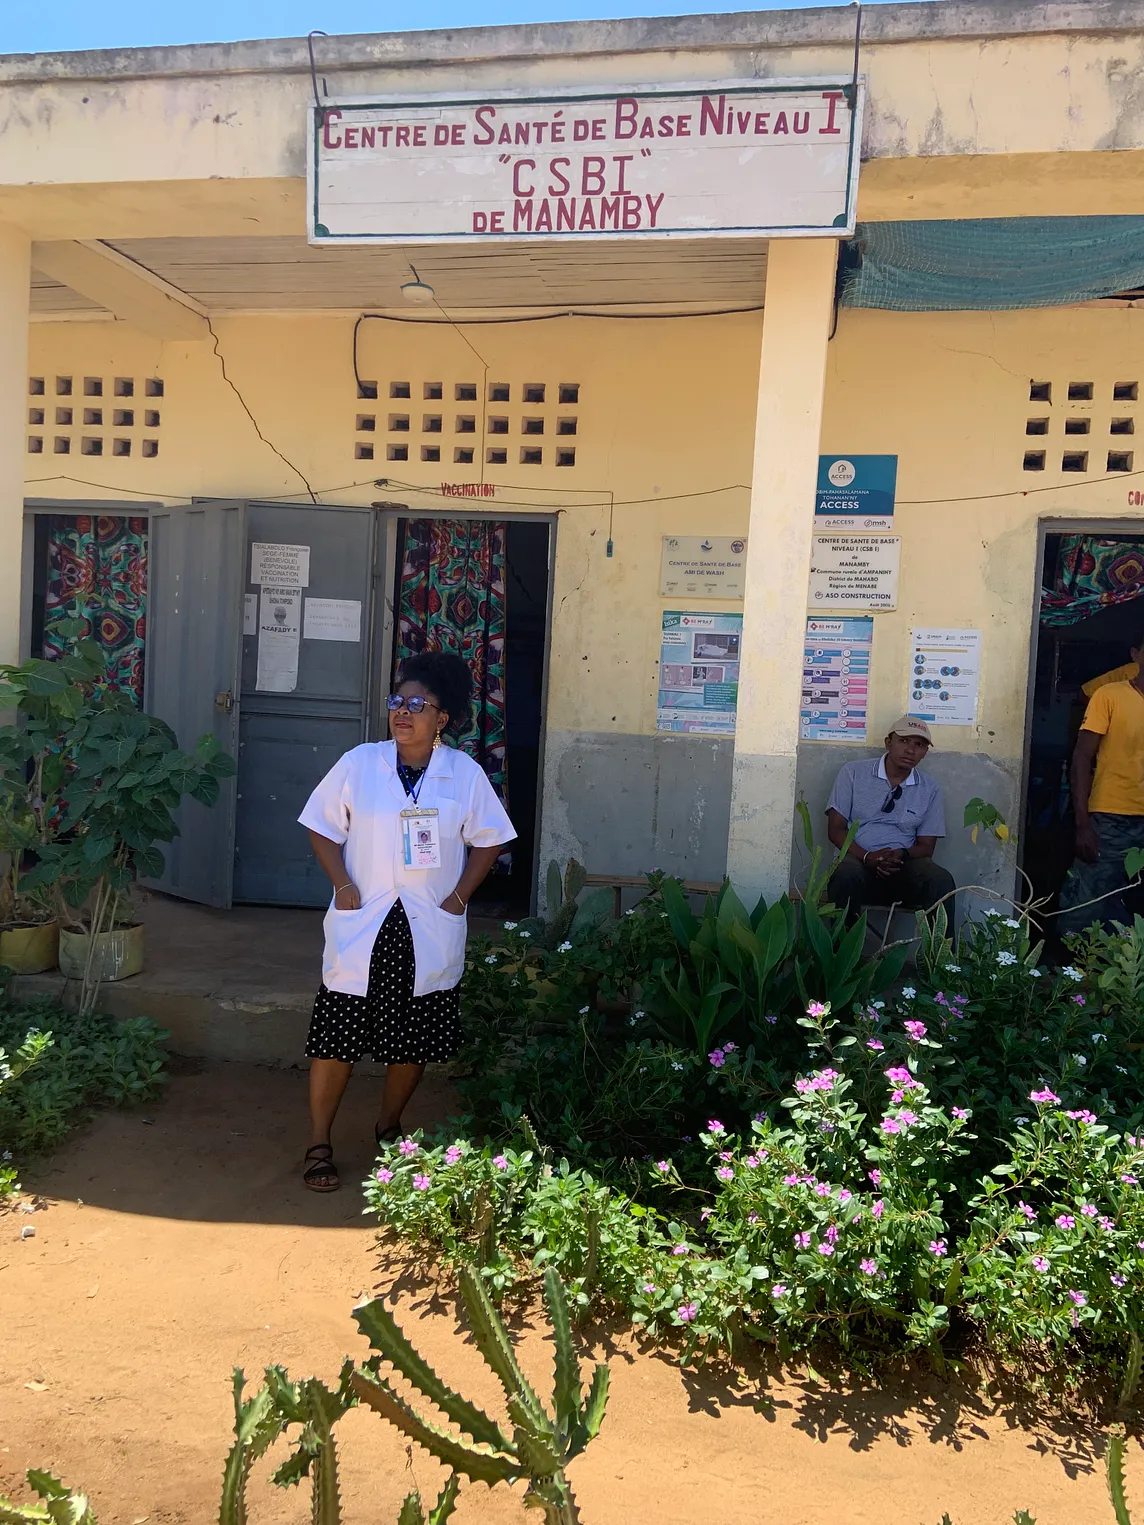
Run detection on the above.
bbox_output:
[583,873,723,920]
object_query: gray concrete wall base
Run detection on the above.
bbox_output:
[727,749,800,907]
[537,728,733,903]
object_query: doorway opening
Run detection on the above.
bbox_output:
[1023,529,1144,928]
[28,511,148,703]
[390,515,552,916]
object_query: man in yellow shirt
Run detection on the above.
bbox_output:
[1059,645,1144,935]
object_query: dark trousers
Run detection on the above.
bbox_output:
[1058,812,1144,936]
[827,856,956,916]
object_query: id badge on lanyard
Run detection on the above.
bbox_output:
[401,808,442,869]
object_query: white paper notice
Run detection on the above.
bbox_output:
[909,628,982,726]
[303,597,362,643]
[243,593,257,636]
[256,586,302,693]
[808,536,901,611]
[251,541,311,588]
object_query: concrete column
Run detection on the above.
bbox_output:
[726,237,837,906]
[0,222,31,665]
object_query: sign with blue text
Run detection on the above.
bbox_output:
[801,616,873,742]
[815,455,898,533]
[657,611,742,735]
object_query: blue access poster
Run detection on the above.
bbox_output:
[815,455,898,533]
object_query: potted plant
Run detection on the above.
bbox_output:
[25,694,236,1014]
[1,636,235,1014]
[0,638,105,975]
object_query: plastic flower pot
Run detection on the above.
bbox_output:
[0,919,60,975]
[59,924,144,983]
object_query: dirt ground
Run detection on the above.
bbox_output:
[0,1061,1131,1525]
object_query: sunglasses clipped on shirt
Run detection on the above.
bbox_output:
[880,784,903,813]
[386,694,441,715]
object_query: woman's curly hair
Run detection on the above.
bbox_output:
[397,649,473,735]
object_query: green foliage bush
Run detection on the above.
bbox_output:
[0,998,167,1195]
[369,884,1144,1380]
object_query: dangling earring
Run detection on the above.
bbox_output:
[433,728,442,749]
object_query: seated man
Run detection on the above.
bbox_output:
[1058,637,1144,935]
[825,716,955,916]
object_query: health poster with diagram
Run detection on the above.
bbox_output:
[800,616,873,741]
[909,628,982,725]
[657,611,742,735]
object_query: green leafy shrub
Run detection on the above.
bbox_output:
[0,998,166,1171]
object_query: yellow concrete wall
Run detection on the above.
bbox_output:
[23,300,1144,884]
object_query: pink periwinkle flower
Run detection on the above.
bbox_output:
[1018,1201,1037,1221]
[1122,1174,1140,1186]
[744,1155,760,1169]
[794,1231,812,1249]
[897,1110,919,1128]
[493,1154,509,1170]
[860,1258,879,1275]
[795,1078,813,1095]
[723,1042,737,1053]
[1029,1088,1061,1105]
[700,1208,713,1221]
[817,1242,835,1256]
[891,1091,905,1105]
[1066,1109,1098,1125]
[1032,1256,1049,1273]
[815,1182,831,1198]
[1056,1214,1076,1230]
[872,1199,885,1220]
[953,994,969,1006]
[868,1169,883,1186]
[642,1282,657,1294]
[1112,1274,1128,1288]
[1100,1217,1115,1233]
[1081,1204,1098,1218]
[375,1167,393,1184]
[904,1020,927,1042]
[748,1212,760,1224]
[412,1173,431,1191]
[716,1166,734,1182]
[806,1001,829,1018]
[867,1039,885,1052]
[951,1107,970,1121]
[1073,995,1086,1006]
[398,1138,419,1156]
[928,1239,948,1257]
[673,1243,689,1256]
[880,1118,901,1136]
[1068,1289,1087,1307]
[825,1224,840,1244]
[444,1145,463,1165]
[708,1049,726,1068]
[885,1067,916,1089]
[783,1174,800,1187]
[677,1302,698,1323]
[655,1160,670,1174]
[706,1120,725,1135]
[719,1150,734,1162]
[839,1189,853,1204]
[772,1284,788,1298]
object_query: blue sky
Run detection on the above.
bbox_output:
[5,0,925,57]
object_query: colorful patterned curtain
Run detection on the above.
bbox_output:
[43,515,147,704]
[396,519,508,799]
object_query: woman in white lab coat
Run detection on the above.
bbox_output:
[298,651,515,1191]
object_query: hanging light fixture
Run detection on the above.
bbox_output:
[401,265,435,305]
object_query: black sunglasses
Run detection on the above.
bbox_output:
[386,694,441,714]
[880,784,903,814]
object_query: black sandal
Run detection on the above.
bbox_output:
[303,1144,340,1193]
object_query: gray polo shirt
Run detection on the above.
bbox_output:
[826,755,946,852]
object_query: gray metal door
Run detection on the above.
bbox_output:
[144,501,245,907]
[234,503,377,906]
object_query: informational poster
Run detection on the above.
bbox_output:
[909,628,982,726]
[801,616,873,742]
[808,536,901,610]
[815,455,898,533]
[657,611,742,735]
[303,597,362,642]
[243,593,257,636]
[659,536,747,598]
[250,541,311,588]
[256,586,302,693]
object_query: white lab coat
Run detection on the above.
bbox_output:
[298,740,516,997]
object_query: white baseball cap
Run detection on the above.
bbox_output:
[888,715,934,745]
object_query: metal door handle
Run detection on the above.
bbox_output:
[214,690,235,714]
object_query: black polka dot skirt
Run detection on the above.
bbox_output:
[306,899,461,1065]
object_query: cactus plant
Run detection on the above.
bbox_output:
[522,860,613,950]
[0,1470,97,1524]
[350,1264,609,1525]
